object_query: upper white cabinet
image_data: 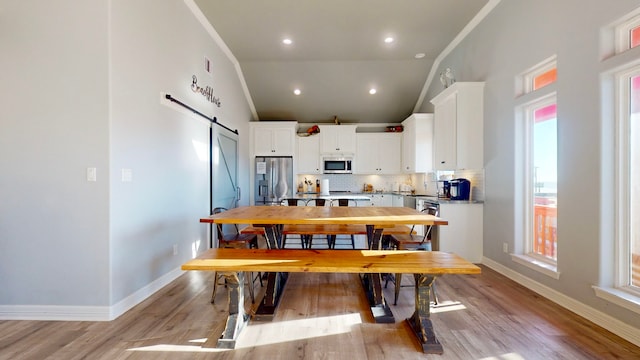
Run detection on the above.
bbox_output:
[250,122,296,156]
[430,82,484,170]
[319,125,357,154]
[401,113,434,173]
[296,135,322,174]
[354,133,402,174]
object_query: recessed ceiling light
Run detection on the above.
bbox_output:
[369,88,377,95]
[384,37,394,44]
[415,53,426,59]
[282,38,293,45]
[293,89,301,95]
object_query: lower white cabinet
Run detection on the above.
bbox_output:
[392,194,404,207]
[436,203,483,263]
[367,194,393,207]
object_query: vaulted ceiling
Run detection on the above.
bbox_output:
[195,0,490,124]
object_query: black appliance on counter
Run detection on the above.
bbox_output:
[449,178,471,200]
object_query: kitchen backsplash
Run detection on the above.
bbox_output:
[296,169,484,200]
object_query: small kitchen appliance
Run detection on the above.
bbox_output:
[449,178,471,200]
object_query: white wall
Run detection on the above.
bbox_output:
[0,0,253,318]
[418,0,640,329]
[0,0,111,307]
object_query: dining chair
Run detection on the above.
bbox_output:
[210,207,260,304]
[385,206,439,305]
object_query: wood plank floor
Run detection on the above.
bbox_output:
[2,265,640,359]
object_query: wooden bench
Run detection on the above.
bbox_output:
[182,248,480,354]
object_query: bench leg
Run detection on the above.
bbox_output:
[209,271,249,349]
[405,274,443,354]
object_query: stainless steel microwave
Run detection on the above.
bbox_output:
[323,157,353,174]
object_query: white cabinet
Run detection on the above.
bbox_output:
[401,113,434,173]
[367,194,393,207]
[391,194,405,207]
[319,125,357,154]
[251,122,296,156]
[354,133,402,174]
[430,82,484,170]
[296,135,321,174]
[437,203,483,263]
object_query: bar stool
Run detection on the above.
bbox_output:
[329,199,356,249]
[385,206,439,305]
[305,199,332,249]
[281,198,306,248]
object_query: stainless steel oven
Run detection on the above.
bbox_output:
[415,197,440,250]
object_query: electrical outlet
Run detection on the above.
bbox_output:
[87,167,97,182]
[503,243,508,253]
[122,168,133,182]
[173,244,178,256]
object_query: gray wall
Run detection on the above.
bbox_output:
[0,0,253,315]
[418,0,640,329]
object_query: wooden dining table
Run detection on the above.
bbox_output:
[200,206,449,320]
[195,205,479,353]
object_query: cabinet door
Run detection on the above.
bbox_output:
[433,94,457,170]
[319,125,356,154]
[355,134,379,174]
[355,133,401,174]
[297,135,321,174]
[377,134,401,174]
[252,124,295,156]
[438,203,483,263]
[271,127,295,155]
[402,117,416,172]
[392,195,404,207]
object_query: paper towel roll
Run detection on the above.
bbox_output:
[321,179,330,195]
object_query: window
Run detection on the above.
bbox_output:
[615,65,640,293]
[517,56,557,96]
[615,10,640,53]
[513,57,559,277]
[593,7,640,314]
[519,96,558,265]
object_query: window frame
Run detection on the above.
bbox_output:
[614,64,640,294]
[513,57,560,279]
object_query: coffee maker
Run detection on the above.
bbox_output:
[437,180,451,198]
[449,178,471,200]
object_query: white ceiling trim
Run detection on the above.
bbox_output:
[413,0,502,112]
[184,0,259,121]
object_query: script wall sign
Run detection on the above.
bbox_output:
[191,75,221,107]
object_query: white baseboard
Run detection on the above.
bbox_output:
[0,267,184,321]
[482,257,640,347]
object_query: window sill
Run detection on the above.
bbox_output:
[510,254,560,279]
[593,286,640,315]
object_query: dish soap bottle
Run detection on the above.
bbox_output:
[316,179,320,193]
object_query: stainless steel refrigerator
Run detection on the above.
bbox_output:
[254,156,293,205]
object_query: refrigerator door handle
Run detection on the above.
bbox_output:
[237,186,241,202]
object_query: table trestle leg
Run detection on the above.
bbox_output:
[405,274,443,354]
[361,225,394,323]
[212,271,249,349]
